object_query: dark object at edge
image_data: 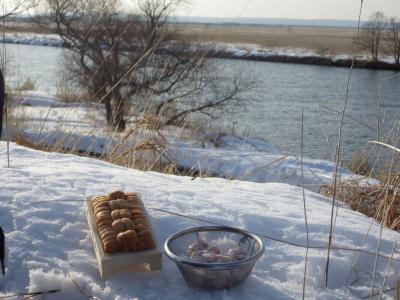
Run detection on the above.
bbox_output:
[0,68,4,139]
[0,226,4,275]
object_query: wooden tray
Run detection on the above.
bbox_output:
[85,194,162,278]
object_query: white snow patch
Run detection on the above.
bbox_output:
[4,91,374,192]
[0,142,399,299]
[0,32,63,47]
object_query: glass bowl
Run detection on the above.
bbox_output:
[164,226,265,289]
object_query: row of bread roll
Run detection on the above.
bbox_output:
[91,191,155,253]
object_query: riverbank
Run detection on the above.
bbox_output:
[5,90,362,192]
[1,86,398,300]
[189,45,400,71]
[1,30,400,71]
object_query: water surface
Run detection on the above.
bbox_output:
[5,43,400,160]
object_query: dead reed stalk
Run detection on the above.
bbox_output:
[324,0,364,287]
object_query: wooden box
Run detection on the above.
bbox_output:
[85,194,162,278]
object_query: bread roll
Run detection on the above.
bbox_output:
[98,223,112,232]
[133,218,147,226]
[136,240,155,250]
[96,213,112,225]
[135,224,147,232]
[94,206,111,215]
[109,199,133,210]
[112,219,125,233]
[93,201,110,211]
[136,229,152,238]
[103,235,117,245]
[125,192,138,199]
[101,230,116,241]
[104,240,119,253]
[92,191,156,254]
[111,210,122,220]
[92,195,109,202]
[122,218,135,230]
[95,211,110,220]
[120,209,132,218]
[117,230,137,251]
[109,191,126,200]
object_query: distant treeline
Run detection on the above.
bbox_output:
[358,12,400,64]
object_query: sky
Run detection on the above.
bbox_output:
[176,0,400,21]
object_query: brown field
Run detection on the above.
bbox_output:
[4,22,359,55]
[177,24,358,55]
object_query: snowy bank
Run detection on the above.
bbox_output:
[168,135,363,192]
[0,142,399,299]
[2,32,399,71]
[192,42,400,71]
[0,33,63,47]
[5,91,369,192]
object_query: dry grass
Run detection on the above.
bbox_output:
[321,144,400,235]
[346,150,373,176]
[3,22,359,55]
[0,22,50,34]
[178,24,359,54]
[12,131,99,157]
[15,77,35,91]
[56,89,87,104]
[322,175,400,232]
[6,100,213,178]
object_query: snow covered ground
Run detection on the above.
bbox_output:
[0,142,399,299]
[1,29,398,299]
[5,91,368,193]
[169,135,363,192]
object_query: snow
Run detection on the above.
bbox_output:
[0,53,397,297]
[196,42,323,60]
[0,142,399,299]
[331,54,396,64]
[0,33,63,47]
[12,91,70,107]
[0,23,398,300]
[5,91,372,193]
[3,32,398,65]
[168,137,361,192]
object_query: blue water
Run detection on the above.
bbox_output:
[5,43,400,160]
[213,59,400,160]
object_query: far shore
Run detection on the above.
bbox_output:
[178,23,358,54]
[2,22,400,71]
[196,49,400,71]
[178,23,400,70]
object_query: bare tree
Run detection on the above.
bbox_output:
[0,0,37,19]
[359,11,387,61]
[384,17,400,64]
[35,0,250,131]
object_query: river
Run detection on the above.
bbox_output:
[4,43,400,161]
